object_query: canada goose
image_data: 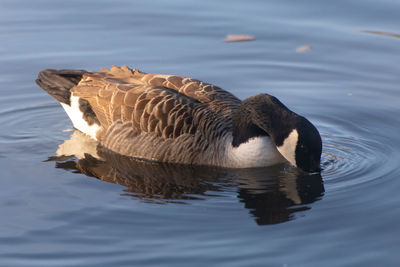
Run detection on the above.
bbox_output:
[36,65,322,172]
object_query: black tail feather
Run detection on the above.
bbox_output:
[36,69,86,105]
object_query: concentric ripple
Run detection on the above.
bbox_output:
[0,100,69,145]
[320,131,393,191]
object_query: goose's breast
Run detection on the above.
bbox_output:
[224,135,286,168]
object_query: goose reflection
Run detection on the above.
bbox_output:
[47,130,324,225]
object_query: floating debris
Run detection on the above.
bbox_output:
[360,30,400,38]
[224,34,254,42]
[296,45,312,53]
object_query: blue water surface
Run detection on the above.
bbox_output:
[1,0,400,266]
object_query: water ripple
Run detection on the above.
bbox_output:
[0,102,67,144]
[321,132,392,191]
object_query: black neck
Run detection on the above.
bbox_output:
[232,94,298,147]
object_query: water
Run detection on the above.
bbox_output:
[1,0,400,266]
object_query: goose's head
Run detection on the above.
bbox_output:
[232,94,322,173]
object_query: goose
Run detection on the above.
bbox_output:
[36,65,322,172]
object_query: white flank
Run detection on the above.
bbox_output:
[60,95,99,140]
[226,135,285,168]
[276,129,298,167]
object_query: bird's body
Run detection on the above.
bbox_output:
[36,65,321,172]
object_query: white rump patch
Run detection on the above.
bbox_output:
[60,95,99,140]
[276,129,299,167]
[226,136,285,168]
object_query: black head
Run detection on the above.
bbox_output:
[233,94,322,173]
[292,117,322,173]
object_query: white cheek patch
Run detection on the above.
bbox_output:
[276,129,298,167]
[60,95,100,140]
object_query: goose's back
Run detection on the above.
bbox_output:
[71,66,241,165]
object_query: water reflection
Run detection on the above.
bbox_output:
[47,131,324,225]
[235,168,324,224]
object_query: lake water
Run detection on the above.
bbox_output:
[1,0,400,266]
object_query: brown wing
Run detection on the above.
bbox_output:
[98,65,241,117]
[71,73,198,139]
[70,66,236,164]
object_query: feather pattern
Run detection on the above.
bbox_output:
[70,65,243,166]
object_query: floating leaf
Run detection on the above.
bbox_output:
[296,45,312,53]
[224,34,254,42]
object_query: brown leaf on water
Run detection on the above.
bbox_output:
[63,128,73,132]
[224,34,254,42]
[360,30,400,38]
[296,45,312,53]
